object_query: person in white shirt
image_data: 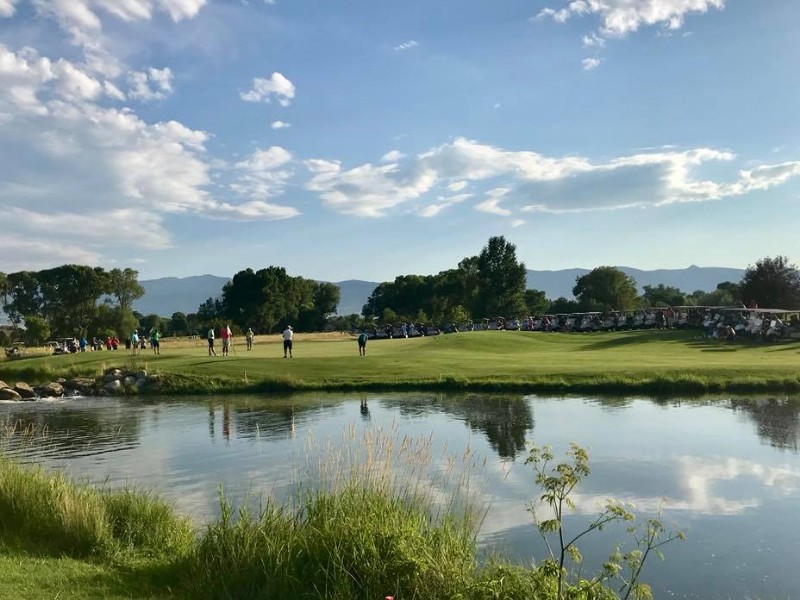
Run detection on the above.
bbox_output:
[282,325,293,358]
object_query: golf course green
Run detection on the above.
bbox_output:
[2,330,799,394]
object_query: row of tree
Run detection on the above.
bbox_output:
[362,245,800,323]
[0,267,145,344]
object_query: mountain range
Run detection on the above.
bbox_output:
[133,266,745,317]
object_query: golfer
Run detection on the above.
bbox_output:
[207,327,217,357]
[221,323,232,356]
[357,331,368,356]
[282,325,293,358]
[245,327,254,351]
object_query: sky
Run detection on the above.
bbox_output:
[0,0,798,282]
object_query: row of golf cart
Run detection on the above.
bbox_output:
[364,307,799,342]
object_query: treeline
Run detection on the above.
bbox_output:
[363,245,800,323]
[0,266,145,345]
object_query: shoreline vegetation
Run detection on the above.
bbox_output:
[0,431,676,600]
[2,330,800,397]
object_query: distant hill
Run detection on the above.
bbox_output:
[133,266,745,317]
[133,276,379,317]
[134,275,229,316]
[526,266,745,300]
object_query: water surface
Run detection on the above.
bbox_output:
[2,392,799,599]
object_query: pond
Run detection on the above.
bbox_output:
[1,392,799,599]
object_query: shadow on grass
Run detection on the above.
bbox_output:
[0,539,185,599]
[576,331,689,351]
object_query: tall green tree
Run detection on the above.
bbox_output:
[37,266,111,337]
[108,268,145,312]
[642,284,686,307]
[739,256,800,308]
[23,315,50,346]
[573,267,639,311]
[170,312,188,336]
[524,289,549,315]
[475,236,527,316]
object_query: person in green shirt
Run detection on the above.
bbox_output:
[151,328,160,355]
[357,331,368,356]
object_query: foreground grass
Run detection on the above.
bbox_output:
[0,456,614,600]
[2,330,800,394]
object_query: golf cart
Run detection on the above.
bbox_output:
[4,342,26,359]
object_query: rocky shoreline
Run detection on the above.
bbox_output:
[0,368,162,401]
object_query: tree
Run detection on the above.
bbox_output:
[108,268,145,312]
[139,314,163,334]
[37,265,111,337]
[23,315,50,346]
[642,284,686,307]
[573,267,639,311]
[548,297,581,314]
[475,236,527,316]
[739,256,800,308]
[524,289,549,315]
[170,312,188,336]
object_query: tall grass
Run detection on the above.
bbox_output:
[0,457,194,559]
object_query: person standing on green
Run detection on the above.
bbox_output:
[357,331,368,356]
[245,327,254,351]
[207,327,217,357]
[151,328,160,355]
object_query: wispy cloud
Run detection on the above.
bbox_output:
[582,57,601,70]
[394,40,418,52]
[270,120,291,129]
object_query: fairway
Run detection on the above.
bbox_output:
[2,330,800,394]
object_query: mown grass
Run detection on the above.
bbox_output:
[2,329,800,394]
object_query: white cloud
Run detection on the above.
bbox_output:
[537,0,725,37]
[229,147,298,218]
[475,188,513,216]
[394,40,418,52]
[0,0,18,17]
[128,67,173,101]
[510,218,526,227]
[582,57,602,70]
[417,193,472,218]
[305,160,436,217]
[270,120,291,130]
[582,32,605,47]
[381,150,405,163]
[240,72,295,106]
[303,137,800,218]
[0,43,301,264]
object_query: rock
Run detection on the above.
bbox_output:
[134,370,147,380]
[65,378,97,396]
[135,377,147,388]
[104,380,123,394]
[38,382,65,398]
[0,387,22,401]
[14,382,36,399]
[55,378,67,385]
[123,376,136,387]
[0,380,9,389]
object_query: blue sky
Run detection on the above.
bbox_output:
[0,0,798,282]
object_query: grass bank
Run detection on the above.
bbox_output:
[2,330,800,395]
[0,456,621,600]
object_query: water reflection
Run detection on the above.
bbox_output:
[730,397,800,451]
[380,393,534,459]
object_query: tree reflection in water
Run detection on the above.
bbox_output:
[730,397,800,452]
[381,393,534,459]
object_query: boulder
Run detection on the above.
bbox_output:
[123,376,136,387]
[0,387,22,401]
[65,378,97,396]
[0,380,9,389]
[14,382,36,399]
[104,380,123,394]
[38,382,65,398]
[134,370,147,380]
